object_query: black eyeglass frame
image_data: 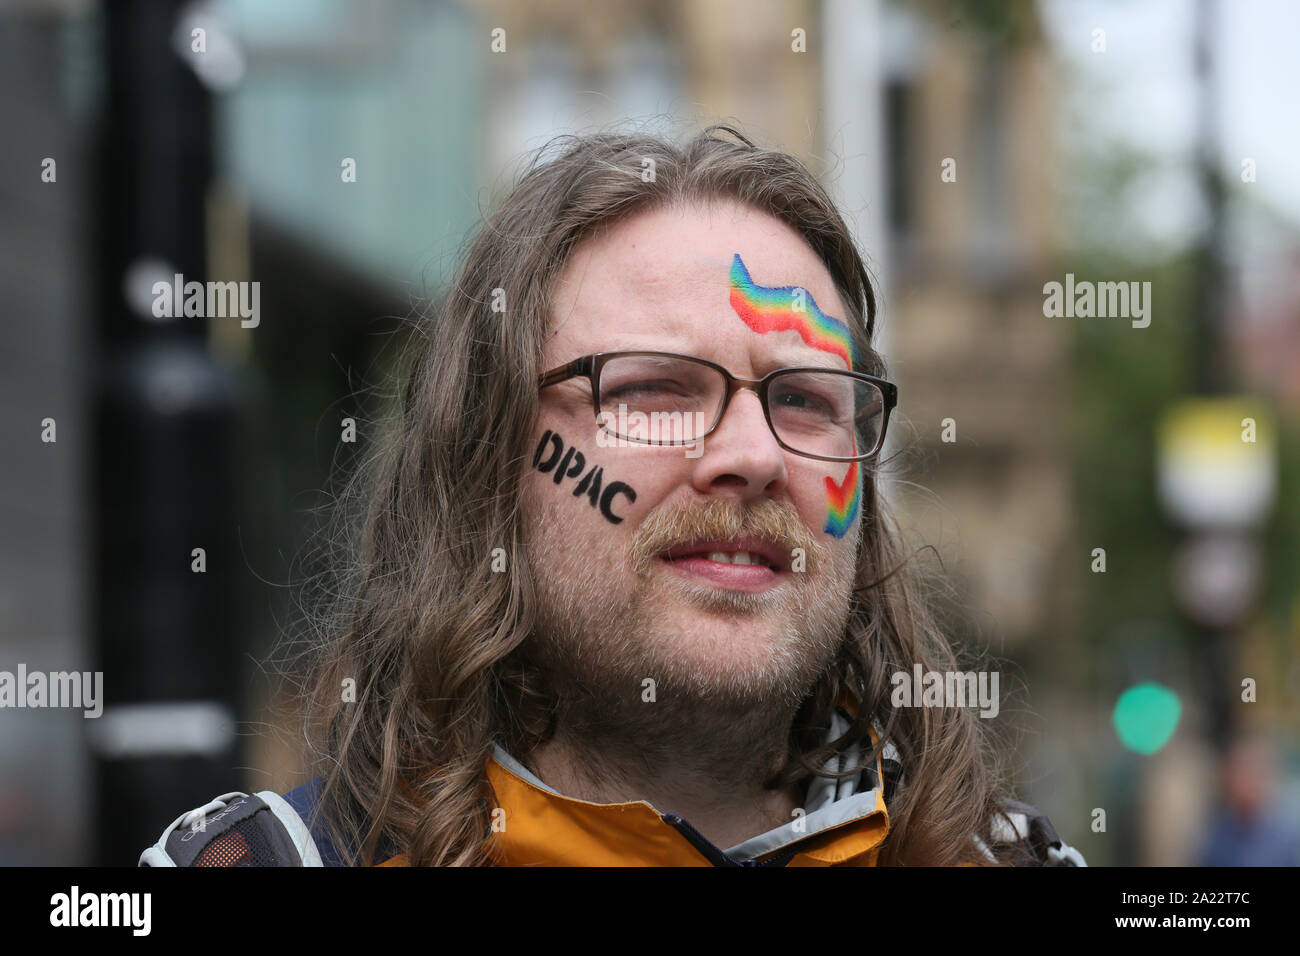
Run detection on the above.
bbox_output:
[537,350,898,463]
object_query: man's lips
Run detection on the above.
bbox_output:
[658,538,791,592]
[661,538,787,570]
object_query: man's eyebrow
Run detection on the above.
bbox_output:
[759,351,843,371]
[586,335,696,354]
[575,344,845,378]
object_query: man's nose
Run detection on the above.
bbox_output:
[689,387,788,498]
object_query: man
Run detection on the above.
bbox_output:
[1200,735,1300,866]
[140,126,1084,868]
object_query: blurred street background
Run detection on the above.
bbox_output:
[1,0,1296,865]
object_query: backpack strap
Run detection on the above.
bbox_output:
[282,777,352,867]
[138,790,323,867]
[848,718,1084,867]
[971,798,1088,867]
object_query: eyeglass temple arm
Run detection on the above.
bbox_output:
[538,356,594,388]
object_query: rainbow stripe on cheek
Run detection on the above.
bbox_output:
[727,254,858,369]
[823,440,862,538]
[727,253,862,537]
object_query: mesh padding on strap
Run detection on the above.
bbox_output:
[193,815,287,867]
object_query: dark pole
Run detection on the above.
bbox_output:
[1190,0,1233,757]
[1192,0,1227,397]
[91,0,245,864]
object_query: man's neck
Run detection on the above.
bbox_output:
[522,699,806,851]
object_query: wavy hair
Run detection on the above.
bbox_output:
[295,124,1028,866]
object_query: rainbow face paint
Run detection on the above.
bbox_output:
[823,439,862,538]
[727,253,863,537]
[727,253,858,370]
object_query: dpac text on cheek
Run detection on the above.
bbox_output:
[532,430,637,524]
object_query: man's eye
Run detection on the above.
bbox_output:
[605,380,685,398]
[774,390,830,413]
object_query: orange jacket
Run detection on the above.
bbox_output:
[376,714,893,867]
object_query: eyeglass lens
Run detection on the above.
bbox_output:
[594,354,884,459]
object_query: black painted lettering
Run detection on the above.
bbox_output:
[552,446,576,484]
[599,481,636,524]
[532,429,552,467]
[574,464,602,507]
[534,430,564,473]
[564,449,586,481]
[534,433,635,524]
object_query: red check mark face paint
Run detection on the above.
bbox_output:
[822,439,861,538]
[727,253,862,538]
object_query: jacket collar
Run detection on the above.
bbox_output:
[482,708,891,866]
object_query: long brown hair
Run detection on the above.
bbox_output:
[294,124,1026,866]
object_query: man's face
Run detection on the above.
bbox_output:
[521,200,863,714]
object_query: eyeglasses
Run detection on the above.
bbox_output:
[537,351,897,462]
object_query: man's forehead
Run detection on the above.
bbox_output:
[550,207,848,354]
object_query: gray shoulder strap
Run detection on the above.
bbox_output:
[138,790,323,867]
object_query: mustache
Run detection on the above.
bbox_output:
[629,496,825,575]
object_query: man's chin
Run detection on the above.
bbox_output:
[649,646,821,706]
[621,602,841,708]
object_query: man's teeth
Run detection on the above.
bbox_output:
[662,549,777,568]
[705,550,764,566]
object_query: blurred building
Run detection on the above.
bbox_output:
[871,3,1097,854]
[463,0,823,174]
[881,10,1074,652]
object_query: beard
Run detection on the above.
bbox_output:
[520,493,860,761]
